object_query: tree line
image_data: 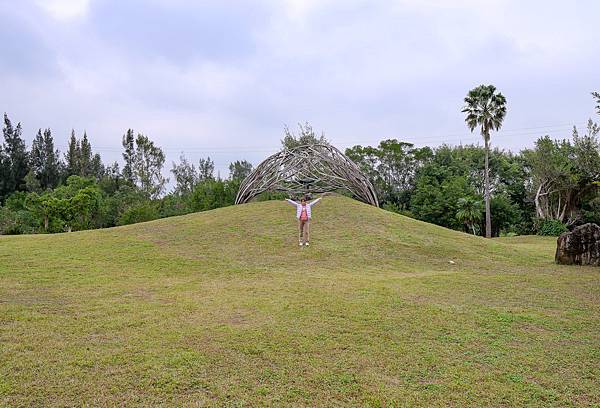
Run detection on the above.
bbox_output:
[0,115,254,234]
[347,90,600,236]
[1,90,598,236]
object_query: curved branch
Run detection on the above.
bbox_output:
[235,144,379,206]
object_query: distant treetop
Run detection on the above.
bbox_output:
[281,122,329,150]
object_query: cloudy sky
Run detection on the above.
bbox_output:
[1,0,599,179]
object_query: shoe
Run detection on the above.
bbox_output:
[299,242,303,246]
[305,242,310,246]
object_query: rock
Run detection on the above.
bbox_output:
[555,223,600,266]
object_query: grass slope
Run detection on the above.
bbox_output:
[1,196,598,406]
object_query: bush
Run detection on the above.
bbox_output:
[189,180,238,212]
[0,207,38,235]
[382,202,402,213]
[537,219,568,236]
[581,197,600,225]
[118,203,160,226]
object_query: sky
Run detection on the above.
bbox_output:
[1,0,599,180]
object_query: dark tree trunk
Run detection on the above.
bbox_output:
[484,135,492,238]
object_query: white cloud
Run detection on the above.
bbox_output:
[36,0,90,20]
[2,0,599,182]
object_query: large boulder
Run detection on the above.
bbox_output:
[555,223,600,266]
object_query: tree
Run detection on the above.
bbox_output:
[121,129,136,184]
[26,192,58,231]
[346,140,433,209]
[189,179,238,212]
[0,143,7,201]
[462,84,507,238]
[593,91,600,115]
[90,153,104,179]
[133,134,167,198]
[407,144,526,235]
[30,130,45,180]
[65,130,80,178]
[198,157,215,182]
[523,120,600,226]
[171,154,198,195]
[281,122,328,150]
[24,170,42,193]
[79,132,93,176]
[31,128,61,190]
[2,114,29,200]
[48,176,103,232]
[228,160,253,181]
[456,197,483,235]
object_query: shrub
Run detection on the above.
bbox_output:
[118,203,160,226]
[537,219,568,236]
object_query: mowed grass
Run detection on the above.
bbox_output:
[0,196,598,406]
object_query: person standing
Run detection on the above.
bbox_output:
[285,195,322,246]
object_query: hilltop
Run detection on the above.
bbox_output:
[1,196,598,406]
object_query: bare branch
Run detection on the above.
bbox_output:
[235,144,379,206]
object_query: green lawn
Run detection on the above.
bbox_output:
[1,196,598,406]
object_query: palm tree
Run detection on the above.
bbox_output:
[456,197,484,235]
[462,85,507,238]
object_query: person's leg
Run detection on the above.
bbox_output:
[304,220,310,244]
[298,220,304,245]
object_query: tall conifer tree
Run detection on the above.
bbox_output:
[2,113,29,197]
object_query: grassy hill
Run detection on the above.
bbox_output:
[1,196,598,406]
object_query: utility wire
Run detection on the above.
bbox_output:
[53,122,588,155]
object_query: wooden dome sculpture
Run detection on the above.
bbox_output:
[235,143,379,206]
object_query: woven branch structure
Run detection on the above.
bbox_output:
[235,144,379,206]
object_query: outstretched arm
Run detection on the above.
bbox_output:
[309,197,322,206]
[285,198,298,206]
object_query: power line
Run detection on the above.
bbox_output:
[52,122,589,155]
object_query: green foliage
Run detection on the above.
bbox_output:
[157,194,189,218]
[121,129,136,185]
[524,121,600,225]
[0,192,37,234]
[64,130,79,178]
[411,174,474,230]
[346,140,433,210]
[189,179,238,212]
[228,160,253,181]
[382,201,402,214]
[456,196,483,235]
[118,202,160,226]
[581,192,600,225]
[1,114,29,201]
[63,130,104,180]
[593,91,600,115]
[30,128,61,190]
[21,176,103,233]
[255,190,288,202]
[490,194,522,236]
[198,157,215,182]
[281,122,328,150]
[462,85,507,138]
[537,219,568,236]
[133,133,167,198]
[0,111,598,238]
[171,154,198,195]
